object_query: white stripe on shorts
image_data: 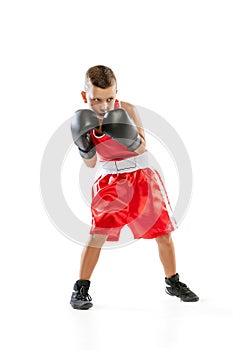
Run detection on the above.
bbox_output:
[152,169,178,230]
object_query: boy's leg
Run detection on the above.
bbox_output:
[80,234,108,280]
[156,232,199,302]
[155,232,176,278]
[70,234,107,310]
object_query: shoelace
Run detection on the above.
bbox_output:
[173,281,192,295]
[79,286,92,301]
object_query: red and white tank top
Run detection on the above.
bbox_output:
[90,129,138,162]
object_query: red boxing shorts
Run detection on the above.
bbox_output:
[90,152,177,241]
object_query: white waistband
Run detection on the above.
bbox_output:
[99,152,150,175]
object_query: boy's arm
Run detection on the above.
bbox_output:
[120,101,146,154]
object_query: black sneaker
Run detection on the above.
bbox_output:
[70,279,93,310]
[165,273,199,302]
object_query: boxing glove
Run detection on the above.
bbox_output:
[71,109,99,159]
[102,108,142,151]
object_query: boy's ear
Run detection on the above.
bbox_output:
[81,91,87,103]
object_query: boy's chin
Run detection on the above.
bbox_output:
[97,114,105,119]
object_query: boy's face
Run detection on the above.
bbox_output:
[81,83,117,119]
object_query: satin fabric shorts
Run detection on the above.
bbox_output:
[90,167,177,241]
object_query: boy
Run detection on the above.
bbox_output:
[70,65,199,309]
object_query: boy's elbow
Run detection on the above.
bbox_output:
[87,162,96,168]
[134,138,146,154]
[82,154,97,168]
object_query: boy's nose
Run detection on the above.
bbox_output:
[100,102,108,113]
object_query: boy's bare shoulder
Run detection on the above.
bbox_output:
[120,101,142,123]
[120,101,136,112]
[120,101,146,144]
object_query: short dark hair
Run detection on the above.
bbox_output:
[84,65,117,90]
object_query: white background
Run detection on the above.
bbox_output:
[1,1,233,349]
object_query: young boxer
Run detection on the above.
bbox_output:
[70,65,199,309]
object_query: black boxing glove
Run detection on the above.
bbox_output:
[71,109,99,159]
[102,108,142,151]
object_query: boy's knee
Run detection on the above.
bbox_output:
[156,232,173,246]
[88,234,107,248]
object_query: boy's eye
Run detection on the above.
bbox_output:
[93,98,113,102]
